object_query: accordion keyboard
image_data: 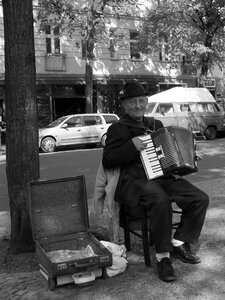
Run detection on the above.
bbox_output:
[139,135,164,180]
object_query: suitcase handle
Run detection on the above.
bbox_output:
[71,259,98,269]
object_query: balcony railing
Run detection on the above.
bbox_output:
[46,53,66,72]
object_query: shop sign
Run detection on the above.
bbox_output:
[200,77,216,88]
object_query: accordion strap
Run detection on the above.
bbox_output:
[144,117,156,132]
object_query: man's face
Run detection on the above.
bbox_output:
[122,96,148,121]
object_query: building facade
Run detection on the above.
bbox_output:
[0,1,224,128]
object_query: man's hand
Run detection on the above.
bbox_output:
[132,136,147,152]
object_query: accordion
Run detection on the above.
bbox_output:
[139,126,198,180]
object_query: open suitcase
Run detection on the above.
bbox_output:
[28,175,112,290]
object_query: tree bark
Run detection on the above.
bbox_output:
[85,60,94,113]
[85,1,95,113]
[3,0,40,253]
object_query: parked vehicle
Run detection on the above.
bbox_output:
[39,113,119,152]
[145,87,225,139]
[0,121,6,131]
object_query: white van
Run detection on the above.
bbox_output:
[145,87,225,139]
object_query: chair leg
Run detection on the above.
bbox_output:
[124,228,131,252]
[141,210,151,267]
[122,208,131,252]
[172,209,182,229]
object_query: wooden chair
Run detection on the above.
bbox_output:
[120,203,181,267]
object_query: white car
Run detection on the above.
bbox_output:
[39,113,119,152]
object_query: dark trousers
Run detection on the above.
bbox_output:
[139,176,209,253]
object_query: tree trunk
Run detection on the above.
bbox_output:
[3,0,40,253]
[85,60,93,113]
[85,1,95,113]
[200,35,213,77]
[200,53,210,77]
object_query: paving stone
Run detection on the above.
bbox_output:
[15,290,27,296]
[8,295,21,300]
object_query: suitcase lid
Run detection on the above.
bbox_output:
[28,176,89,241]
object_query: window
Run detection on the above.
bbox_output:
[196,103,216,112]
[102,114,118,124]
[179,104,190,112]
[145,103,156,114]
[45,25,61,54]
[156,103,174,114]
[47,116,67,128]
[189,103,198,112]
[130,31,141,60]
[83,116,98,126]
[196,104,205,112]
[214,103,222,112]
[96,116,103,124]
[204,103,216,112]
[65,117,81,127]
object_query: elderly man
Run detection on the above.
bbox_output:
[102,81,209,282]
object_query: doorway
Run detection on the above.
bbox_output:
[53,97,85,119]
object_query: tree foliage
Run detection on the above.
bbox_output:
[140,0,225,76]
[37,0,139,112]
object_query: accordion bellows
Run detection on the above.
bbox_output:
[140,126,198,180]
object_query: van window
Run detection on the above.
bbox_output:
[146,102,156,114]
[196,103,216,112]
[189,103,198,112]
[179,104,190,112]
[156,103,174,114]
[213,103,222,112]
[204,103,216,112]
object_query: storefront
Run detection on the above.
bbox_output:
[0,73,208,129]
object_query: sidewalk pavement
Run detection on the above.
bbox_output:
[0,144,6,162]
[1,177,225,300]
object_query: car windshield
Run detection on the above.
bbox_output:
[46,116,68,128]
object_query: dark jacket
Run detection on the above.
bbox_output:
[102,114,164,207]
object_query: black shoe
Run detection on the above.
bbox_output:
[173,244,201,264]
[157,257,176,282]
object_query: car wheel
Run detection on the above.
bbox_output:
[204,126,217,140]
[101,133,107,147]
[41,137,56,153]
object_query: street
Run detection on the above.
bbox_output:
[0,148,103,211]
[0,138,225,212]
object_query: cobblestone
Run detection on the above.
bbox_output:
[1,175,225,299]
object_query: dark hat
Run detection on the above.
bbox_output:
[119,81,148,100]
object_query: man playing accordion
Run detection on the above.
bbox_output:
[102,81,209,282]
